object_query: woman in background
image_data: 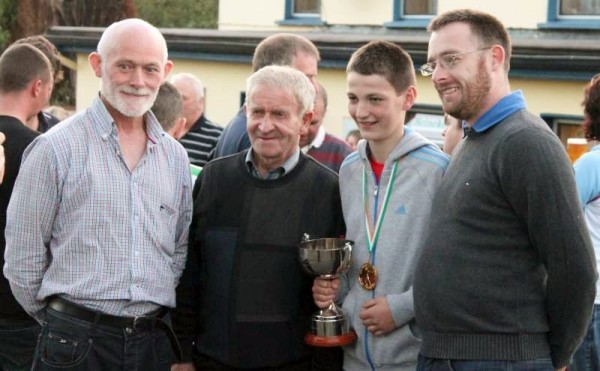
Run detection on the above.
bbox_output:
[571,73,600,371]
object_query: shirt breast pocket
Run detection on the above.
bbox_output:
[160,203,177,218]
[157,202,178,252]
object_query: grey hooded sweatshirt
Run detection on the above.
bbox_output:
[338,127,448,370]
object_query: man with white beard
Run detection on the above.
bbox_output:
[3,18,192,370]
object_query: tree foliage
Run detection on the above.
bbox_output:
[136,0,218,29]
[0,0,16,47]
[0,0,218,50]
[0,0,218,107]
[52,0,136,27]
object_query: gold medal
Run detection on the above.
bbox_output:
[360,160,398,293]
[358,262,378,290]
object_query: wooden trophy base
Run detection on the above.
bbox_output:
[305,330,357,347]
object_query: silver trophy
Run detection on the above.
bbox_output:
[299,233,357,347]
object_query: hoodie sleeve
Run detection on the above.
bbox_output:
[386,289,415,327]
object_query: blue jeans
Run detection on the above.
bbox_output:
[32,306,173,371]
[571,304,600,371]
[417,353,554,371]
[0,318,40,371]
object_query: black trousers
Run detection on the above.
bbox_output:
[33,306,173,371]
[192,346,343,371]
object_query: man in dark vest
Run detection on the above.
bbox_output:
[172,65,345,370]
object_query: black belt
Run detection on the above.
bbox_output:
[48,296,182,361]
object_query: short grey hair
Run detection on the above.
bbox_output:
[170,72,205,99]
[245,65,315,117]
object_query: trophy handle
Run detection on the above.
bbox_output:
[344,241,352,252]
[302,233,311,243]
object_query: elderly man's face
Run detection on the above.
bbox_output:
[98,33,168,118]
[246,84,310,171]
[172,78,204,123]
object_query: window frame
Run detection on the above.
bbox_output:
[539,0,600,30]
[385,0,436,29]
[278,0,324,26]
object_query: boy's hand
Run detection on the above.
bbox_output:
[312,277,340,309]
[359,297,396,336]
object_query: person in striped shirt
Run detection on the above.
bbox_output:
[171,73,223,166]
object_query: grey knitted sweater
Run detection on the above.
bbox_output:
[414,109,597,368]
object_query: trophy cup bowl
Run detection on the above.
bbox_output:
[299,234,357,347]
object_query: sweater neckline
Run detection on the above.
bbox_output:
[238,150,308,187]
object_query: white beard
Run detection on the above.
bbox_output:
[100,74,158,118]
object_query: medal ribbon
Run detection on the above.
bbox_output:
[362,160,398,261]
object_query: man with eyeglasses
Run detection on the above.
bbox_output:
[413,9,597,371]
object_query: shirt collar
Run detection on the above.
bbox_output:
[301,126,326,153]
[245,147,300,179]
[472,90,527,133]
[89,95,165,146]
[310,126,326,148]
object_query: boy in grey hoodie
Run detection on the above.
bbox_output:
[312,41,449,370]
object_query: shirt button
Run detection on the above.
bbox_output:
[125,327,133,334]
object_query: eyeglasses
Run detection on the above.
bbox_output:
[419,47,492,77]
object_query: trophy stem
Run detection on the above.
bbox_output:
[322,301,341,316]
[305,299,357,347]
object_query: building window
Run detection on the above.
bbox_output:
[406,104,445,148]
[403,0,436,16]
[540,0,600,29]
[560,0,600,16]
[293,0,319,16]
[540,113,584,147]
[386,0,436,28]
[279,0,324,26]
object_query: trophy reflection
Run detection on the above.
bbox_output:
[299,233,357,347]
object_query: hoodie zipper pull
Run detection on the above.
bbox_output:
[374,186,379,197]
